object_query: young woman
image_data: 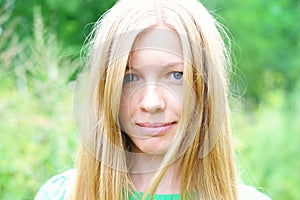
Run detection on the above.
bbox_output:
[35,0,271,199]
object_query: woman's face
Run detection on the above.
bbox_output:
[119,27,184,154]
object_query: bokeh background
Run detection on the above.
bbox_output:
[0,0,299,199]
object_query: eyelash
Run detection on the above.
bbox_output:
[170,71,183,81]
[123,73,138,83]
[122,71,184,84]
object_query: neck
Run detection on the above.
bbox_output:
[128,152,181,194]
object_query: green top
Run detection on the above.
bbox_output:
[34,169,271,200]
[129,191,180,200]
[34,169,180,200]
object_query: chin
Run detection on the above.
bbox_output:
[132,142,169,155]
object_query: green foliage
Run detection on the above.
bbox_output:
[0,6,79,199]
[6,0,300,104]
[9,0,117,51]
[232,86,300,199]
[206,0,300,104]
[1,0,299,199]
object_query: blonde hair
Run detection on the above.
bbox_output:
[71,0,238,199]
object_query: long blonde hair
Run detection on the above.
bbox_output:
[71,0,238,199]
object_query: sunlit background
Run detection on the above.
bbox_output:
[0,0,299,199]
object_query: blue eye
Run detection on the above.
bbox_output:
[171,71,183,80]
[123,73,137,83]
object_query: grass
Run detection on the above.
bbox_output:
[232,87,300,200]
[0,82,77,199]
[0,8,79,199]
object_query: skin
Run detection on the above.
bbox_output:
[118,26,184,193]
[119,26,184,154]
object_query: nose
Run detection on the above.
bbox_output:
[139,84,165,113]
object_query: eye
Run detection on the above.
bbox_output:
[123,73,138,83]
[171,71,183,81]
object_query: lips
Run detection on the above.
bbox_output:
[136,122,175,136]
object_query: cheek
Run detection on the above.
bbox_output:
[119,96,129,118]
[120,87,141,108]
[166,86,184,109]
[119,93,137,121]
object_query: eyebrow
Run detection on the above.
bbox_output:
[126,61,184,69]
[163,61,184,72]
[165,61,184,68]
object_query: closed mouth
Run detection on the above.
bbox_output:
[135,122,176,136]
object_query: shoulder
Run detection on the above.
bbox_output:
[34,169,76,200]
[238,184,271,200]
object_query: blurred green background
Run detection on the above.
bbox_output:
[0,0,299,199]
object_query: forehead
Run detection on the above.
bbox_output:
[129,27,183,67]
[133,27,182,49]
